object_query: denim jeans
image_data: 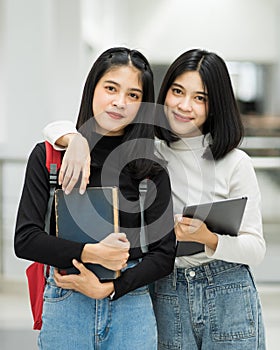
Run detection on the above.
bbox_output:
[151,260,266,350]
[38,263,157,350]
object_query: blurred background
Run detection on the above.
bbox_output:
[0,0,279,348]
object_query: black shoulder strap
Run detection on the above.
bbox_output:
[44,141,61,234]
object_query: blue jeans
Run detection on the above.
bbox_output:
[151,260,266,350]
[39,263,157,349]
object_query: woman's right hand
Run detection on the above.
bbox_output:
[58,133,91,195]
[81,232,130,271]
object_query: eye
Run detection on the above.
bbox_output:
[195,95,208,103]
[171,88,183,95]
[129,92,141,100]
[105,85,117,92]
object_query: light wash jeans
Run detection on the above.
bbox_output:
[151,260,266,350]
[38,263,157,350]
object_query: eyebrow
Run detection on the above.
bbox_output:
[172,82,208,96]
[104,80,143,94]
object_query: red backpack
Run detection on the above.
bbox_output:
[25,141,61,330]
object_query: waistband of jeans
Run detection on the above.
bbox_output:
[175,260,245,281]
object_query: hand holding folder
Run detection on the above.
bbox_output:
[81,232,130,271]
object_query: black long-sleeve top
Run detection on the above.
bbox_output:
[15,134,176,299]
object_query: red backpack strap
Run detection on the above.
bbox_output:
[45,141,61,186]
[45,141,61,172]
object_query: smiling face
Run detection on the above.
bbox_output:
[164,71,208,138]
[92,65,143,136]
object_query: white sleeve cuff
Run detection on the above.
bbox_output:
[43,120,78,150]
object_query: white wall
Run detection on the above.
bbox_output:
[82,0,279,64]
[0,0,84,157]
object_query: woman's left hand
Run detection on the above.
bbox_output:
[175,215,218,250]
[54,259,114,299]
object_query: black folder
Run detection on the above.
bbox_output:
[55,186,120,280]
[176,197,248,256]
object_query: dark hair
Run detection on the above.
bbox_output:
[155,49,244,160]
[76,47,158,178]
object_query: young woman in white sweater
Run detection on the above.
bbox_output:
[152,49,266,350]
[43,48,266,349]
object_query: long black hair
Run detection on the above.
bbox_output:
[155,49,244,160]
[76,47,159,179]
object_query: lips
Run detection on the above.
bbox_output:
[173,112,193,122]
[107,111,124,120]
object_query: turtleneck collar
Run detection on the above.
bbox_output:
[88,131,124,167]
[170,133,211,151]
[88,131,123,149]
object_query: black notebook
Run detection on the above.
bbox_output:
[176,197,248,256]
[55,186,120,281]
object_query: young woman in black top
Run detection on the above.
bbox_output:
[15,47,176,350]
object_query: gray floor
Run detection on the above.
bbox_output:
[0,279,279,349]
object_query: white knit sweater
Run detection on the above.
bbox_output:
[155,135,265,267]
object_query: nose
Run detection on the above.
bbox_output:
[113,93,126,109]
[178,97,192,111]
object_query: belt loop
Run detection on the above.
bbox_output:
[204,264,214,285]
